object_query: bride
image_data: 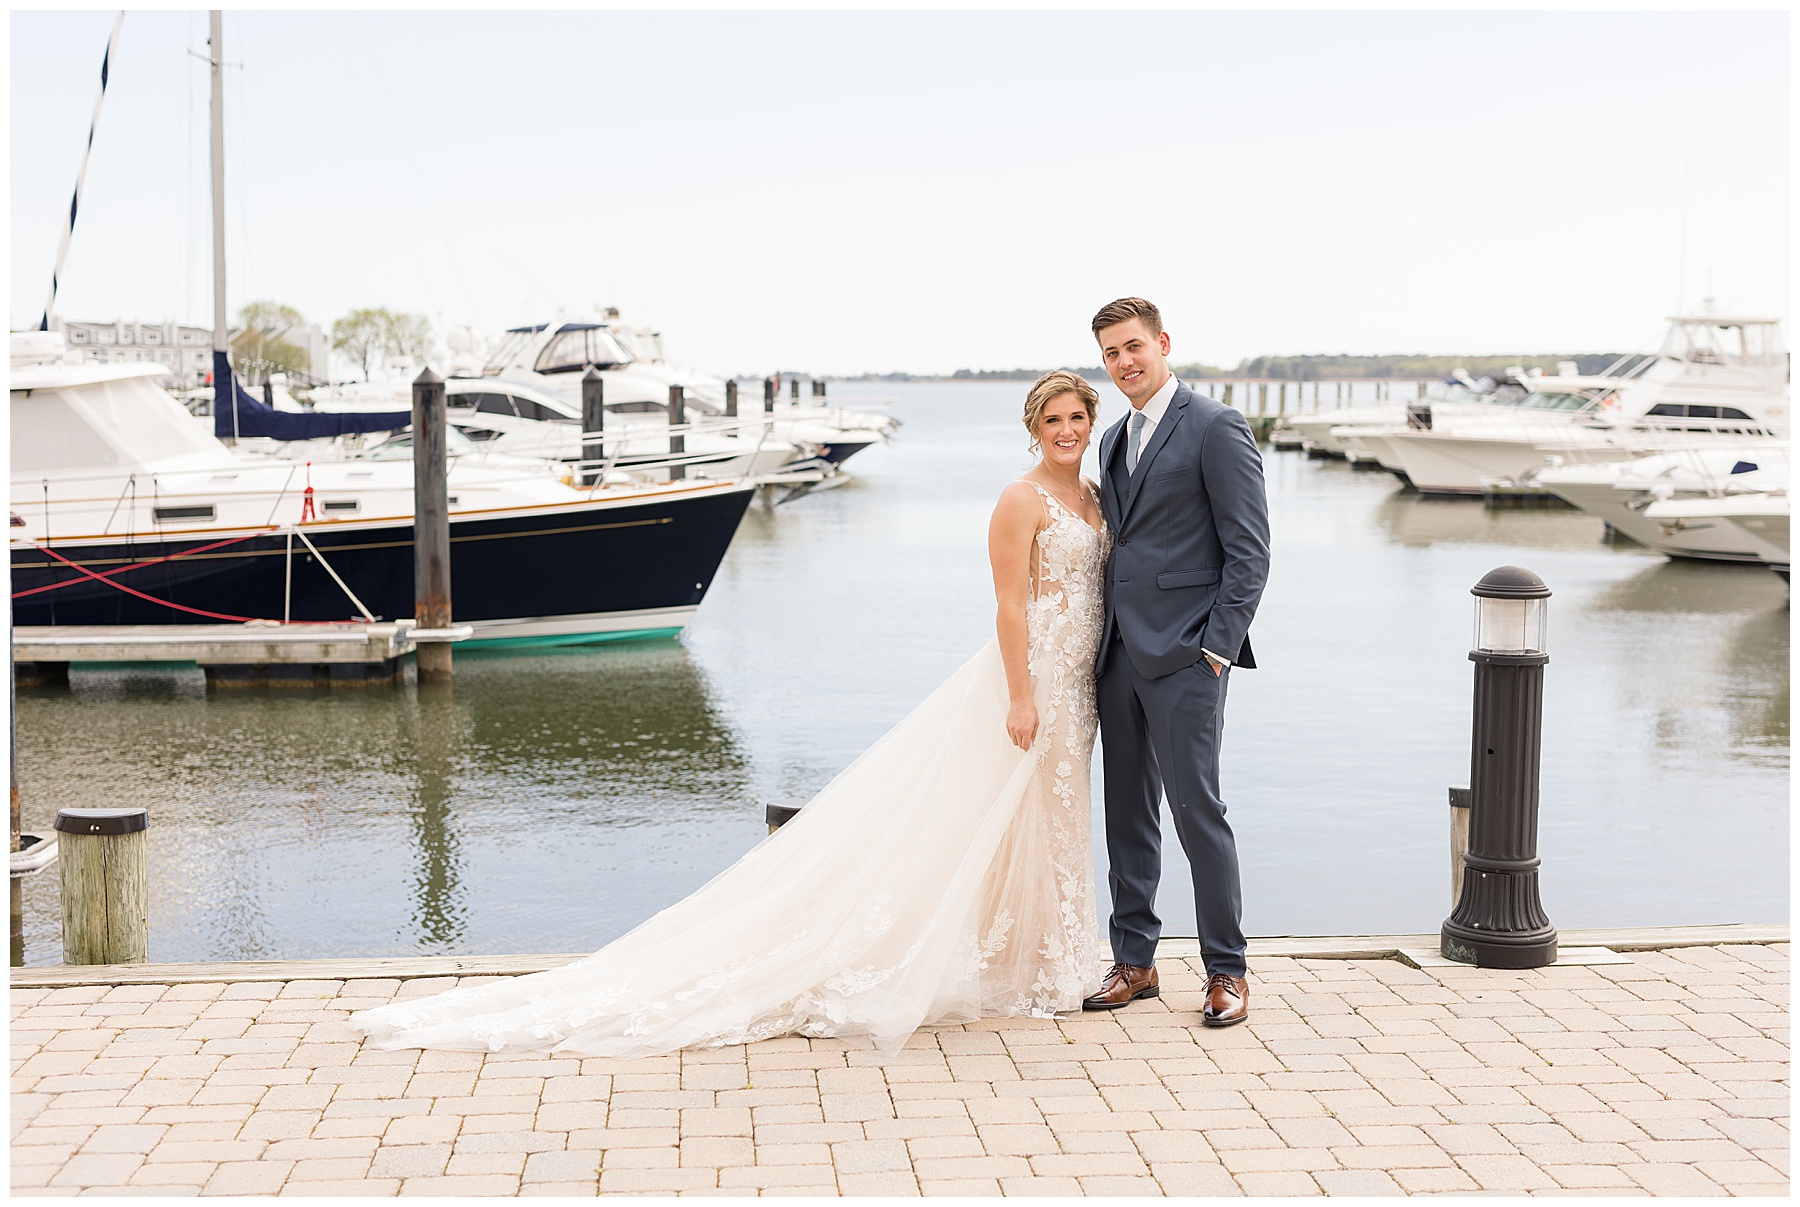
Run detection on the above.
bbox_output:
[353,371,1111,1057]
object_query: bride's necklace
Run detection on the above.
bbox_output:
[1032,474,1092,522]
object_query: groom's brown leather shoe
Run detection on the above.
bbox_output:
[1082,962,1159,1010]
[1202,973,1249,1027]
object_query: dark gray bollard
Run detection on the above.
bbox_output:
[56,807,149,965]
[1441,567,1557,968]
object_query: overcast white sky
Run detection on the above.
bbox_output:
[10,9,1790,376]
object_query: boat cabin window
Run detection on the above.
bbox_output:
[1517,391,1594,412]
[533,327,631,375]
[1645,403,1755,421]
[480,327,543,378]
[154,505,215,523]
[463,392,574,423]
[607,400,668,414]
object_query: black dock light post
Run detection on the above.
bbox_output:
[412,369,453,683]
[667,385,686,481]
[581,367,605,487]
[1441,565,1557,968]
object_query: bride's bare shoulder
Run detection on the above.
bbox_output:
[991,479,1046,527]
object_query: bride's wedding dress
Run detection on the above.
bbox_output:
[353,483,1109,1057]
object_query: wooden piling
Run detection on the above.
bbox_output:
[763,377,776,414]
[412,369,452,683]
[580,368,605,487]
[1449,785,1471,908]
[1222,382,1234,407]
[766,800,804,834]
[55,807,149,965]
[812,379,826,398]
[1258,383,1268,416]
[790,377,801,401]
[668,386,687,481]
[1278,382,1287,415]
[725,379,739,419]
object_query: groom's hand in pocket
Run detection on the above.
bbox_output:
[1006,699,1039,750]
[1203,652,1225,677]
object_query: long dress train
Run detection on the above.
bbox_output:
[352,482,1109,1057]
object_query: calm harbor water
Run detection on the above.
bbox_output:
[14,381,1789,965]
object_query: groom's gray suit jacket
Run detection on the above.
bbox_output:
[1095,382,1271,680]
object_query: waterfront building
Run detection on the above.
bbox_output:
[52,318,328,388]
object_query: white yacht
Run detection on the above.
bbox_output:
[1283,372,1523,460]
[10,335,756,644]
[1535,449,1787,562]
[1360,316,1789,495]
[1643,491,1790,578]
[473,319,895,468]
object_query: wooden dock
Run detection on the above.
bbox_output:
[12,622,472,687]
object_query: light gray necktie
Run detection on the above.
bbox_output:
[1126,410,1146,474]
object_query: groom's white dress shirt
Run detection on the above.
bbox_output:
[1127,374,1232,670]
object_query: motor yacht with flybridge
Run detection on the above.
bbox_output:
[1355,316,1789,496]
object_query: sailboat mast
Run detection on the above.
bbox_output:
[209,10,234,440]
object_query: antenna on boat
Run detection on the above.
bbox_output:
[38,11,125,332]
[206,11,234,442]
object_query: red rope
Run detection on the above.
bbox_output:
[29,543,270,622]
[12,530,270,600]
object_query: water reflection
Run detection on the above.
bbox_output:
[1374,491,1614,551]
[408,686,467,950]
[13,641,752,965]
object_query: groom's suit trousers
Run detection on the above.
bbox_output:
[1097,640,1246,977]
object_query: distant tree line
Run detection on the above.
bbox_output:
[227,300,433,384]
[846,352,1634,383]
[1218,353,1636,380]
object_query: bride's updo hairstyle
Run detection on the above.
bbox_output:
[1023,370,1101,454]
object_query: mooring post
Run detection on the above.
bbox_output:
[1442,566,1557,968]
[668,385,687,481]
[765,800,805,834]
[580,367,605,488]
[1258,383,1268,417]
[1448,785,1470,907]
[725,379,739,419]
[1278,381,1287,415]
[763,376,775,414]
[790,377,800,402]
[55,807,149,965]
[812,378,826,399]
[10,669,22,965]
[412,369,453,683]
[1222,382,1234,408]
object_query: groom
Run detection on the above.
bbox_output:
[1083,298,1271,1026]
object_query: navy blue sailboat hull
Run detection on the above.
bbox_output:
[12,485,754,645]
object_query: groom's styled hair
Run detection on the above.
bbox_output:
[1091,297,1163,340]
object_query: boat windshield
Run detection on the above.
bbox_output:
[533,326,633,375]
[480,328,542,378]
[1515,391,1595,413]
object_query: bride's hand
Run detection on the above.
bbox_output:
[1006,699,1038,751]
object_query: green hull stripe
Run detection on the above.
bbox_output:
[457,626,684,651]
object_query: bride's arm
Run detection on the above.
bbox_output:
[989,482,1042,751]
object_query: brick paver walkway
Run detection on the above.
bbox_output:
[11,944,1788,1196]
